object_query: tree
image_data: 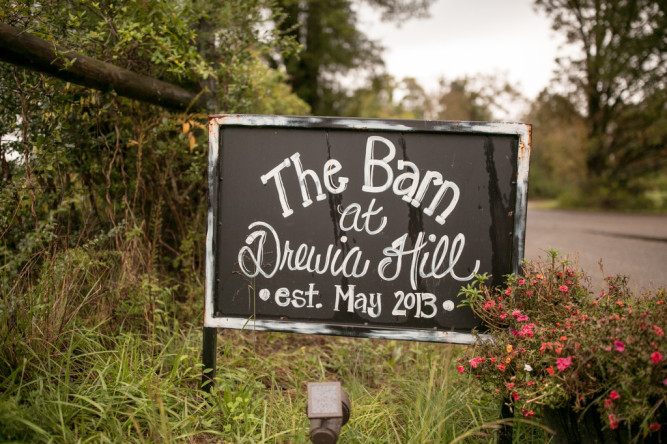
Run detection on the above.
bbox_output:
[0,0,308,297]
[340,73,431,119]
[272,0,434,115]
[535,0,666,208]
[433,75,521,121]
[524,90,587,201]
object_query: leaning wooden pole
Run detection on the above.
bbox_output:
[0,22,209,112]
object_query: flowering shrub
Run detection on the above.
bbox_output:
[458,251,666,438]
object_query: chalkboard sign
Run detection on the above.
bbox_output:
[205,115,531,344]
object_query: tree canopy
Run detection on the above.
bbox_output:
[0,0,309,299]
[535,0,666,207]
[272,0,434,115]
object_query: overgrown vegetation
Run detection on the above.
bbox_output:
[0,244,549,442]
[459,251,666,442]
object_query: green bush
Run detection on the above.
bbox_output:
[459,251,666,440]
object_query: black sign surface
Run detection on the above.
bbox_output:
[205,115,531,343]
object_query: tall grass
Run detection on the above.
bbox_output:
[1,243,548,442]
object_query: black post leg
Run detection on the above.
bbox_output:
[497,397,513,444]
[202,326,218,393]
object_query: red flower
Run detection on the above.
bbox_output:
[546,366,554,375]
[504,288,512,296]
[653,325,664,336]
[526,290,533,296]
[497,363,506,372]
[559,285,568,292]
[456,365,465,373]
[522,409,535,418]
[519,279,525,285]
[490,357,497,363]
[603,399,614,408]
[609,390,620,400]
[613,341,625,352]
[608,414,619,430]
[512,391,520,401]
[649,423,661,432]
[651,351,663,365]
[556,356,572,371]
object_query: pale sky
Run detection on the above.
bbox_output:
[359,0,571,117]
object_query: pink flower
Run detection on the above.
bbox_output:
[653,325,664,336]
[515,323,536,338]
[526,290,533,296]
[504,288,512,295]
[456,365,465,373]
[511,310,521,317]
[497,363,506,372]
[559,285,568,292]
[483,300,496,310]
[519,279,525,285]
[609,414,619,430]
[517,315,529,322]
[613,341,625,352]
[603,399,614,408]
[499,312,507,320]
[556,356,572,371]
[651,351,663,365]
[609,391,620,400]
[468,357,485,368]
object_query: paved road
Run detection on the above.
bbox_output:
[524,207,667,291]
